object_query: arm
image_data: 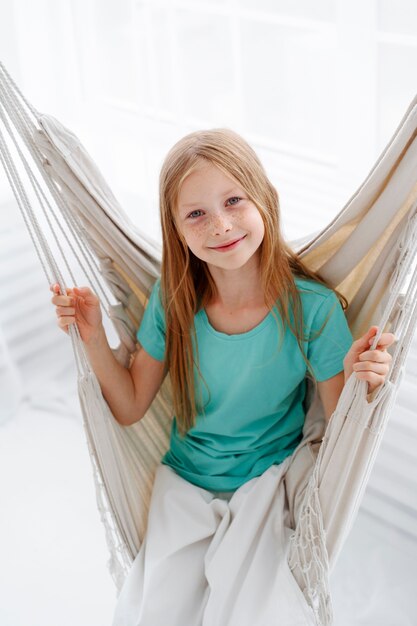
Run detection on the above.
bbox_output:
[317,370,345,422]
[50,282,166,426]
[83,326,137,425]
[317,324,396,421]
[318,371,378,421]
[84,326,166,426]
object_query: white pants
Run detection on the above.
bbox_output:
[112,458,316,626]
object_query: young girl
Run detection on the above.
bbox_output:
[50,128,395,626]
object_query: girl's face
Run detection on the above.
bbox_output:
[175,162,265,271]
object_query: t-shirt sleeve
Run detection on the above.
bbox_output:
[136,278,166,362]
[307,290,354,382]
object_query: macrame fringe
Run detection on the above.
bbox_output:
[288,464,332,625]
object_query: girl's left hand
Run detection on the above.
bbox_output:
[343,325,397,395]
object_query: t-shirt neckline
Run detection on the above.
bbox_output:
[199,307,274,340]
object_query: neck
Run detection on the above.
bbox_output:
[206,253,264,310]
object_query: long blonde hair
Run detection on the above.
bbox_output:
[157,128,348,437]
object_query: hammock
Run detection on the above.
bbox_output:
[1,61,416,625]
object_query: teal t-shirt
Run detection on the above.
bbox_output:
[136,276,353,492]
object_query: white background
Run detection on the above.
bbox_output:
[0,1,416,625]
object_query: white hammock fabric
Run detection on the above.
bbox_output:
[1,61,416,625]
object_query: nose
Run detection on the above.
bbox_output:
[210,210,233,236]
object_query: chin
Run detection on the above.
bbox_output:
[210,253,254,270]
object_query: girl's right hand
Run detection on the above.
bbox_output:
[49,283,103,344]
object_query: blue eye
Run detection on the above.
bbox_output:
[187,197,242,219]
[188,209,204,219]
[227,196,241,206]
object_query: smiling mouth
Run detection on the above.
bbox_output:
[209,236,246,249]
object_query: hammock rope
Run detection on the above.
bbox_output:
[0,61,118,375]
[288,202,417,623]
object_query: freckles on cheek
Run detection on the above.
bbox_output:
[187,223,206,239]
[230,210,244,223]
[182,223,206,250]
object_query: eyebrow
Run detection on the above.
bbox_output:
[180,187,241,209]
